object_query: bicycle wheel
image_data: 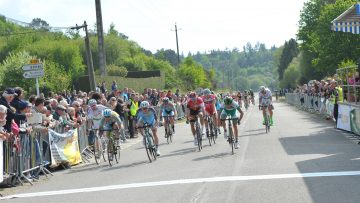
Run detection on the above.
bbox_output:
[93,135,102,165]
[208,119,213,146]
[267,115,271,132]
[144,135,152,163]
[107,139,115,166]
[265,114,269,134]
[150,135,157,160]
[196,122,202,151]
[228,125,234,155]
[115,138,120,163]
[213,124,217,144]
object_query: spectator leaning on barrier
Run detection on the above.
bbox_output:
[0,105,10,140]
[0,88,30,133]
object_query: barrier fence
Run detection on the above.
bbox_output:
[285,93,334,119]
[1,102,187,187]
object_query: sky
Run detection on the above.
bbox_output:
[0,0,307,54]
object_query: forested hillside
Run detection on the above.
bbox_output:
[190,43,282,90]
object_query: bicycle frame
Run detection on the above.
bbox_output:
[136,123,157,163]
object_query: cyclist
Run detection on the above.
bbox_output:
[201,89,218,137]
[99,109,123,133]
[186,92,205,146]
[236,91,242,108]
[215,93,223,134]
[159,97,177,136]
[243,90,249,109]
[249,89,255,105]
[220,96,244,149]
[99,109,123,160]
[258,86,274,125]
[87,99,108,144]
[136,101,160,156]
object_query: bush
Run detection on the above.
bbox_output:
[107,64,128,77]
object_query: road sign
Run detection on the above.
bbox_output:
[30,59,39,64]
[22,63,44,71]
[23,69,44,78]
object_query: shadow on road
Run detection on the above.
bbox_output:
[66,163,107,174]
[160,147,197,159]
[279,121,360,202]
[192,152,230,161]
[244,129,264,133]
[101,160,149,171]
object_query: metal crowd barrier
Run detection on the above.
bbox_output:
[2,130,53,186]
[77,122,93,163]
[285,93,334,118]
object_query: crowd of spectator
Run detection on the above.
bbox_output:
[0,81,188,143]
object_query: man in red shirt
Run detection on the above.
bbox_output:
[186,92,205,146]
[201,89,218,137]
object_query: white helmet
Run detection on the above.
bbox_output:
[140,101,150,108]
[88,99,97,106]
[260,86,265,91]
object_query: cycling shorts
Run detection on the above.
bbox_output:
[162,110,174,117]
[220,109,237,120]
[189,108,201,116]
[260,98,271,107]
[205,105,216,115]
[138,117,156,127]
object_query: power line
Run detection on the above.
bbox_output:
[1,14,73,33]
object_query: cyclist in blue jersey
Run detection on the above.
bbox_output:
[136,101,160,156]
[159,97,177,136]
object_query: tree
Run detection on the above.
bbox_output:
[30,18,50,30]
[278,38,298,80]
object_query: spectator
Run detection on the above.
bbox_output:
[111,81,117,92]
[0,88,29,132]
[0,105,9,140]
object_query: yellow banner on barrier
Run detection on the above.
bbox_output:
[49,129,82,167]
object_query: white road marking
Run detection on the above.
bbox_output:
[3,171,360,200]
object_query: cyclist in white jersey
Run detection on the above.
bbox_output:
[258,86,274,125]
[87,99,108,129]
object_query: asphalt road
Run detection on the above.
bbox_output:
[2,101,360,203]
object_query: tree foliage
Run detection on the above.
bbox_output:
[277,38,298,80]
[297,0,360,82]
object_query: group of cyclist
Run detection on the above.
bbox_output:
[87,85,274,158]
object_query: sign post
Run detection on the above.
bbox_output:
[22,60,44,96]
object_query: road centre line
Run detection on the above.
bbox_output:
[3,171,360,200]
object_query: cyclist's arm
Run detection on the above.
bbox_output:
[98,118,104,130]
[171,103,177,117]
[237,107,244,121]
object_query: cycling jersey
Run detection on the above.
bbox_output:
[201,94,216,115]
[87,104,108,129]
[136,107,157,126]
[99,111,122,130]
[220,100,241,119]
[160,102,175,116]
[259,88,272,106]
[187,97,204,116]
[187,97,204,111]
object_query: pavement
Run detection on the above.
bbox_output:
[2,101,360,203]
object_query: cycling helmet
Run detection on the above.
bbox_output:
[224,96,233,105]
[88,99,97,106]
[189,92,196,99]
[102,109,111,117]
[260,86,265,91]
[140,101,150,108]
[162,97,169,103]
[203,88,211,95]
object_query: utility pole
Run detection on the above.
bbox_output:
[71,21,96,91]
[172,23,181,67]
[95,0,107,76]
